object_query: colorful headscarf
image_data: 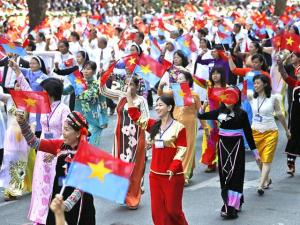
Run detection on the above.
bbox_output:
[65,111,89,137]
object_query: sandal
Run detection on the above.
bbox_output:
[257,188,264,196]
[263,179,272,189]
[287,167,295,176]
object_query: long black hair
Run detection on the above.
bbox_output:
[251,54,269,72]
[253,74,272,98]
[150,95,175,140]
[209,66,227,87]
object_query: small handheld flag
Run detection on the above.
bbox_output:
[171,82,194,106]
[9,90,51,113]
[64,141,134,204]
[68,70,87,96]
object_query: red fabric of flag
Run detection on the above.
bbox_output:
[137,54,167,77]
[180,82,194,106]
[64,58,75,68]
[282,32,300,52]
[9,90,51,113]
[100,61,116,87]
[208,87,239,105]
[74,141,134,178]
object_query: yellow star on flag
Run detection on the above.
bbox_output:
[140,64,151,75]
[219,94,227,101]
[24,98,37,107]
[8,43,16,49]
[184,40,190,47]
[286,36,294,46]
[75,78,82,84]
[88,160,112,182]
[128,57,136,65]
[179,89,186,97]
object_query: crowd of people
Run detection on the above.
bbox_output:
[0,0,300,224]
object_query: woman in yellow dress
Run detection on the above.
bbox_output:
[158,67,201,185]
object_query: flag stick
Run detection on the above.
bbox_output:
[59,183,66,195]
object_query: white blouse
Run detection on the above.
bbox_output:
[250,95,282,132]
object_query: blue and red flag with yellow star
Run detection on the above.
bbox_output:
[1,42,27,56]
[9,90,51,113]
[68,70,87,96]
[64,141,134,204]
[133,53,170,86]
[176,34,197,57]
[170,82,194,106]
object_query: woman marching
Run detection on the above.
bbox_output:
[127,88,188,225]
[250,74,290,195]
[277,58,300,176]
[64,61,108,147]
[194,66,227,172]
[9,59,71,224]
[198,86,260,219]
[158,67,201,185]
[100,76,149,209]
[16,111,95,225]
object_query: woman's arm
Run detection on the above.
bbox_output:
[99,83,122,101]
[193,75,208,89]
[197,109,219,120]
[274,97,291,139]
[241,111,260,162]
[262,47,273,55]
[127,87,156,132]
[16,112,61,155]
[54,66,79,76]
[9,60,32,91]
[168,127,187,175]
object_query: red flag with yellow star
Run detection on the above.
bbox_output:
[100,53,139,86]
[9,90,51,113]
[64,141,134,203]
[281,32,300,52]
[208,87,239,105]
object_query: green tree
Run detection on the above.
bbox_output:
[274,0,287,16]
[26,0,49,32]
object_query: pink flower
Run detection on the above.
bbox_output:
[121,126,130,136]
[128,136,137,147]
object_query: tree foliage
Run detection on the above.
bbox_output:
[26,0,48,32]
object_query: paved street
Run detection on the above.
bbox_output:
[0,111,300,225]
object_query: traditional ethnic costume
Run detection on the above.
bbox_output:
[128,107,188,225]
[19,112,95,225]
[100,85,149,209]
[157,88,201,183]
[0,96,35,199]
[64,75,108,147]
[282,76,300,174]
[193,77,221,171]
[198,99,258,219]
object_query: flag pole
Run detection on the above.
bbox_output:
[59,182,66,195]
[215,31,227,52]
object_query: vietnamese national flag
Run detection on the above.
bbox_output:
[100,53,139,86]
[64,58,75,68]
[271,32,284,49]
[171,82,194,106]
[68,70,87,96]
[9,90,51,113]
[208,87,239,105]
[133,53,169,86]
[281,32,300,52]
[64,141,134,204]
